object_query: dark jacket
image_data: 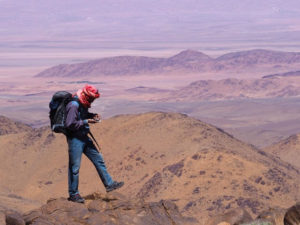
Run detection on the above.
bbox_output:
[65,98,96,138]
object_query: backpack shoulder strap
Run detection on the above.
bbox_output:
[70,96,80,105]
[69,100,79,108]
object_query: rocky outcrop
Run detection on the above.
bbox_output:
[23,192,198,225]
[1,192,300,225]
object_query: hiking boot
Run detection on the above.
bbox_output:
[68,194,85,203]
[106,181,124,192]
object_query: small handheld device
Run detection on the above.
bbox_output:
[94,118,101,123]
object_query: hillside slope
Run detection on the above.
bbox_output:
[0,115,32,135]
[0,112,299,224]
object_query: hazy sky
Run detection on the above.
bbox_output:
[1,0,300,53]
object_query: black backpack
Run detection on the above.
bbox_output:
[49,91,73,134]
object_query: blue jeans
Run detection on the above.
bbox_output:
[67,136,114,196]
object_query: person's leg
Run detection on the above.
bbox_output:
[67,137,85,196]
[84,138,114,188]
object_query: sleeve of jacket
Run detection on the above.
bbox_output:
[65,101,88,131]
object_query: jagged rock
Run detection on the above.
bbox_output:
[23,192,198,225]
[207,208,253,225]
[284,203,300,225]
[23,209,43,224]
[256,208,285,225]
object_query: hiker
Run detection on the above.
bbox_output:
[65,84,124,203]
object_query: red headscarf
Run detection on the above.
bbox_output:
[76,84,100,108]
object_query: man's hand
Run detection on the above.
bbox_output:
[87,114,102,124]
[87,119,98,124]
[93,114,102,122]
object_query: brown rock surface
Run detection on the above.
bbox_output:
[23,192,198,225]
[207,208,252,225]
[284,203,300,225]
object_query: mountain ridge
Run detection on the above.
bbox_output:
[157,76,300,101]
[35,49,300,78]
[0,115,32,136]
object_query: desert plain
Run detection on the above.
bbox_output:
[1,49,300,147]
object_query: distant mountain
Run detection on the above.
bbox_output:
[34,56,156,77]
[216,49,300,65]
[264,134,300,169]
[159,76,300,101]
[1,112,300,223]
[35,49,300,77]
[168,49,212,63]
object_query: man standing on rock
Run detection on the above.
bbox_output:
[65,84,124,203]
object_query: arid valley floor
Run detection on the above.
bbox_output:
[1,49,300,224]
